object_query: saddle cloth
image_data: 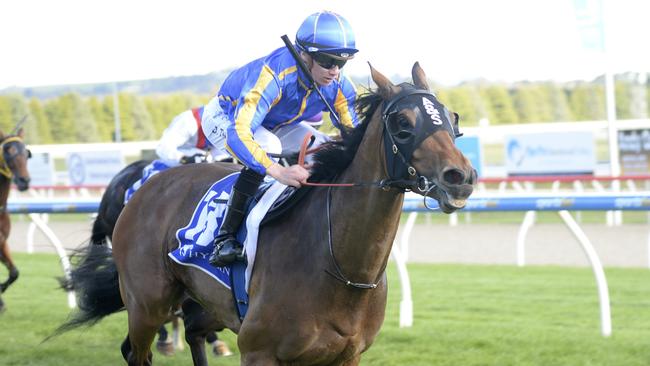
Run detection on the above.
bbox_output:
[168,172,288,292]
[124,160,172,205]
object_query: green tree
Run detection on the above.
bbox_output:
[0,97,11,133]
[438,86,482,126]
[543,83,573,122]
[44,94,76,143]
[480,85,519,124]
[568,83,605,121]
[511,85,541,123]
[130,96,156,140]
[28,98,52,143]
[0,94,41,142]
[88,96,115,142]
[614,80,640,120]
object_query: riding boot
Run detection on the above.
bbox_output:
[209,168,264,267]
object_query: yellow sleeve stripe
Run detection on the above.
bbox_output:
[334,87,354,128]
[270,66,297,108]
[230,64,277,169]
[278,66,296,80]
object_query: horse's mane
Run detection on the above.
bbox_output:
[308,91,383,182]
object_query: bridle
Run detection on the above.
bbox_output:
[318,85,464,289]
[380,85,462,195]
[300,84,462,195]
[0,136,30,179]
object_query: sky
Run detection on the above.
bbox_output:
[1,0,648,89]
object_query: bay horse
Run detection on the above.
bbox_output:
[0,127,31,312]
[63,157,229,362]
[58,62,476,365]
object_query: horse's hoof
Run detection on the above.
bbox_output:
[8,268,18,282]
[156,340,175,356]
[212,340,233,357]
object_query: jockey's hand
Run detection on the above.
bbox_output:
[180,153,205,164]
[266,163,309,188]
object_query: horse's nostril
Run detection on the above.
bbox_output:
[468,169,478,185]
[442,168,465,186]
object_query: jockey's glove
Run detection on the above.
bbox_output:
[180,153,205,164]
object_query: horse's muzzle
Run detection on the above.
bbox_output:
[424,167,476,213]
[14,176,30,191]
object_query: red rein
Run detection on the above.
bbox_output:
[298,132,355,187]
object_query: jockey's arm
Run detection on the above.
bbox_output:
[225,67,286,176]
[332,74,359,129]
[156,110,196,163]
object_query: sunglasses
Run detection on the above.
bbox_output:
[310,52,347,70]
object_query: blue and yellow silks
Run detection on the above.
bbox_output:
[217,47,358,175]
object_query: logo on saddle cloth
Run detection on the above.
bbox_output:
[168,173,290,291]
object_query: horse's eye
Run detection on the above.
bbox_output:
[388,115,415,143]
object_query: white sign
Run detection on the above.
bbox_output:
[505,132,596,175]
[66,151,125,185]
[27,152,55,186]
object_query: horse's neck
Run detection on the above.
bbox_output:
[329,110,404,282]
[0,177,10,205]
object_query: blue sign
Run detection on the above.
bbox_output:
[505,132,595,175]
[455,136,483,177]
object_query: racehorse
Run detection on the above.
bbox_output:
[58,62,476,365]
[0,127,31,312]
[90,159,152,246]
[63,157,229,362]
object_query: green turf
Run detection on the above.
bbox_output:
[1,253,650,365]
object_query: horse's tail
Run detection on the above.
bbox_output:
[50,244,123,338]
[90,214,109,246]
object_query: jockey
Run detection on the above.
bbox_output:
[124,106,225,205]
[156,106,224,165]
[202,10,360,266]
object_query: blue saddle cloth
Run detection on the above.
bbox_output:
[124,160,173,205]
[167,172,254,320]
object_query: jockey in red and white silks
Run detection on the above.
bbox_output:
[156,106,225,165]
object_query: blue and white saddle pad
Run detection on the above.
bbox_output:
[124,160,173,205]
[168,172,288,317]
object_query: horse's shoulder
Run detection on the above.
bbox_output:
[156,162,242,187]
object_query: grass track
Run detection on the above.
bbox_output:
[1,253,649,365]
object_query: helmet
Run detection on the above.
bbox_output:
[295,11,358,59]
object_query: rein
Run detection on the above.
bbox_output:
[294,87,458,289]
[297,132,418,191]
[323,185,382,289]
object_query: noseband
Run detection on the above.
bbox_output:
[381,86,461,194]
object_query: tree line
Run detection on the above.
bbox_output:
[0,78,648,144]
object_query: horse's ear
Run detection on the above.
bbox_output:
[16,127,24,138]
[369,62,400,99]
[412,62,430,91]
[0,130,4,140]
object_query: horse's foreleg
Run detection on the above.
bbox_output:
[182,301,209,366]
[0,241,18,293]
[185,330,208,366]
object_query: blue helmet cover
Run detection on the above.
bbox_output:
[296,11,358,58]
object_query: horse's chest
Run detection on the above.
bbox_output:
[281,327,369,365]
